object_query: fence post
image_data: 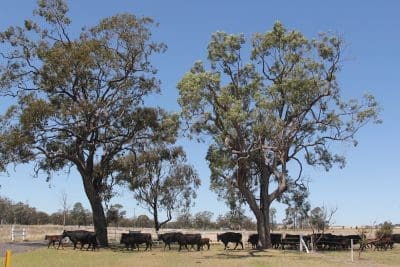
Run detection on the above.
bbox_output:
[5,250,11,267]
[299,234,303,252]
[11,225,14,242]
[311,235,314,252]
[351,239,354,262]
[22,228,26,241]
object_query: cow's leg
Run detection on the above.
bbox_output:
[234,242,238,250]
[47,240,51,248]
[224,242,227,250]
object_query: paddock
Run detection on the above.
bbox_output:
[1,242,400,267]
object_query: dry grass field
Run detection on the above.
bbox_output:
[2,225,400,267]
[1,243,400,267]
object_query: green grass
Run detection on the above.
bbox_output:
[2,244,400,267]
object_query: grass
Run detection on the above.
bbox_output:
[2,244,400,267]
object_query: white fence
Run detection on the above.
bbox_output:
[11,225,26,241]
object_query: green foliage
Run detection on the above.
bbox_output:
[118,145,200,230]
[106,204,126,227]
[193,211,214,230]
[70,202,91,227]
[177,21,381,246]
[282,185,310,230]
[376,221,394,238]
[308,207,328,232]
[0,0,176,246]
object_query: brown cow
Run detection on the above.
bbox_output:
[45,234,63,249]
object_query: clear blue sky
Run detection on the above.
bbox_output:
[0,0,399,226]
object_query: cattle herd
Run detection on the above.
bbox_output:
[247,233,400,251]
[44,230,400,252]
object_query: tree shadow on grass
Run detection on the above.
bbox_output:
[201,249,275,260]
[108,244,156,254]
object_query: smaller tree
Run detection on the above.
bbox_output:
[106,204,126,227]
[120,146,200,231]
[308,206,337,233]
[193,211,214,230]
[307,205,337,250]
[59,191,70,227]
[70,202,89,227]
[375,221,394,239]
[216,214,230,229]
[135,214,153,228]
[36,211,50,224]
[282,185,310,230]
[0,196,14,224]
[174,209,193,229]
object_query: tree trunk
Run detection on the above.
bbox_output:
[257,216,267,249]
[263,201,272,248]
[82,176,108,247]
[153,204,160,232]
[237,161,270,249]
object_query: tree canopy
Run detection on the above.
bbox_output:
[0,0,178,246]
[177,21,381,247]
[118,145,200,231]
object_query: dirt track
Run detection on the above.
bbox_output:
[0,241,46,257]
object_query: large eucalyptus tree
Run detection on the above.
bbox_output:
[178,22,381,248]
[0,0,178,246]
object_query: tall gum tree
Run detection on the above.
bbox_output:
[0,0,178,246]
[177,22,381,248]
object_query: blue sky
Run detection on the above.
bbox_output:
[0,0,399,226]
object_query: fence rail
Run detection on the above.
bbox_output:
[11,225,26,242]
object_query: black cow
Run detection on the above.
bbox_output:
[61,230,98,251]
[217,232,243,250]
[120,232,152,251]
[176,234,202,251]
[248,234,258,249]
[199,238,210,250]
[271,233,282,249]
[391,234,400,244]
[248,233,282,249]
[158,232,183,250]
